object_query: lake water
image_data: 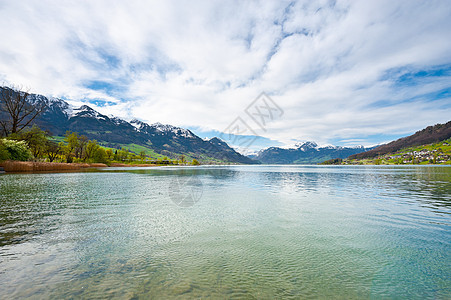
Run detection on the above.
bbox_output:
[0,165,450,299]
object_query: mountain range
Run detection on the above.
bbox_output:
[7,86,426,164]
[253,142,374,164]
[0,87,257,164]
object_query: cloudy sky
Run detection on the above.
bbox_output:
[0,0,450,148]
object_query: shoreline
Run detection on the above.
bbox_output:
[1,161,449,174]
[0,161,166,173]
[0,161,108,173]
[109,163,158,167]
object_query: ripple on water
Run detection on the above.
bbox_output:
[0,166,450,298]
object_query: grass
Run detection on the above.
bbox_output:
[119,144,166,159]
[50,136,65,143]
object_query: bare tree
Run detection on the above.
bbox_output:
[0,85,45,137]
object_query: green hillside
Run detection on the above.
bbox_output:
[327,139,451,165]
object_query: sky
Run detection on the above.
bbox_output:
[0,0,450,149]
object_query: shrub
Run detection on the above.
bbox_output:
[1,139,33,161]
[0,139,10,161]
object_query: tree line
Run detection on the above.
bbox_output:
[0,125,201,165]
[1,126,109,163]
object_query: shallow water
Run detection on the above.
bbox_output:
[0,165,450,298]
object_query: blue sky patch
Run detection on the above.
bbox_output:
[383,64,451,87]
[80,98,117,107]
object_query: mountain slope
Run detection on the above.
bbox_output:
[255,141,373,164]
[1,87,257,164]
[348,121,451,159]
[205,137,257,164]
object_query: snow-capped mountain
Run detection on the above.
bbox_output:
[254,141,373,164]
[8,88,258,164]
[130,119,196,138]
[70,105,108,120]
[296,141,319,151]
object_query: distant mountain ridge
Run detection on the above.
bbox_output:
[255,141,373,164]
[349,121,451,159]
[0,86,257,164]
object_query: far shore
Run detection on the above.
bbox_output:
[2,161,450,173]
[108,163,158,167]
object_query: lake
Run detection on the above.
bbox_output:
[0,165,450,298]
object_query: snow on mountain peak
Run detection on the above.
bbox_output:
[130,118,146,131]
[130,118,144,124]
[150,122,194,138]
[128,119,195,138]
[79,105,93,110]
[294,141,318,151]
[108,115,127,125]
[70,105,107,121]
[300,141,318,148]
[23,90,201,140]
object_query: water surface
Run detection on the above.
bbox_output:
[0,165,450,298]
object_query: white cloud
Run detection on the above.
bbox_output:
[0,0,450,147]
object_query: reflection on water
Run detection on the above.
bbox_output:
[0,165,450,298]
